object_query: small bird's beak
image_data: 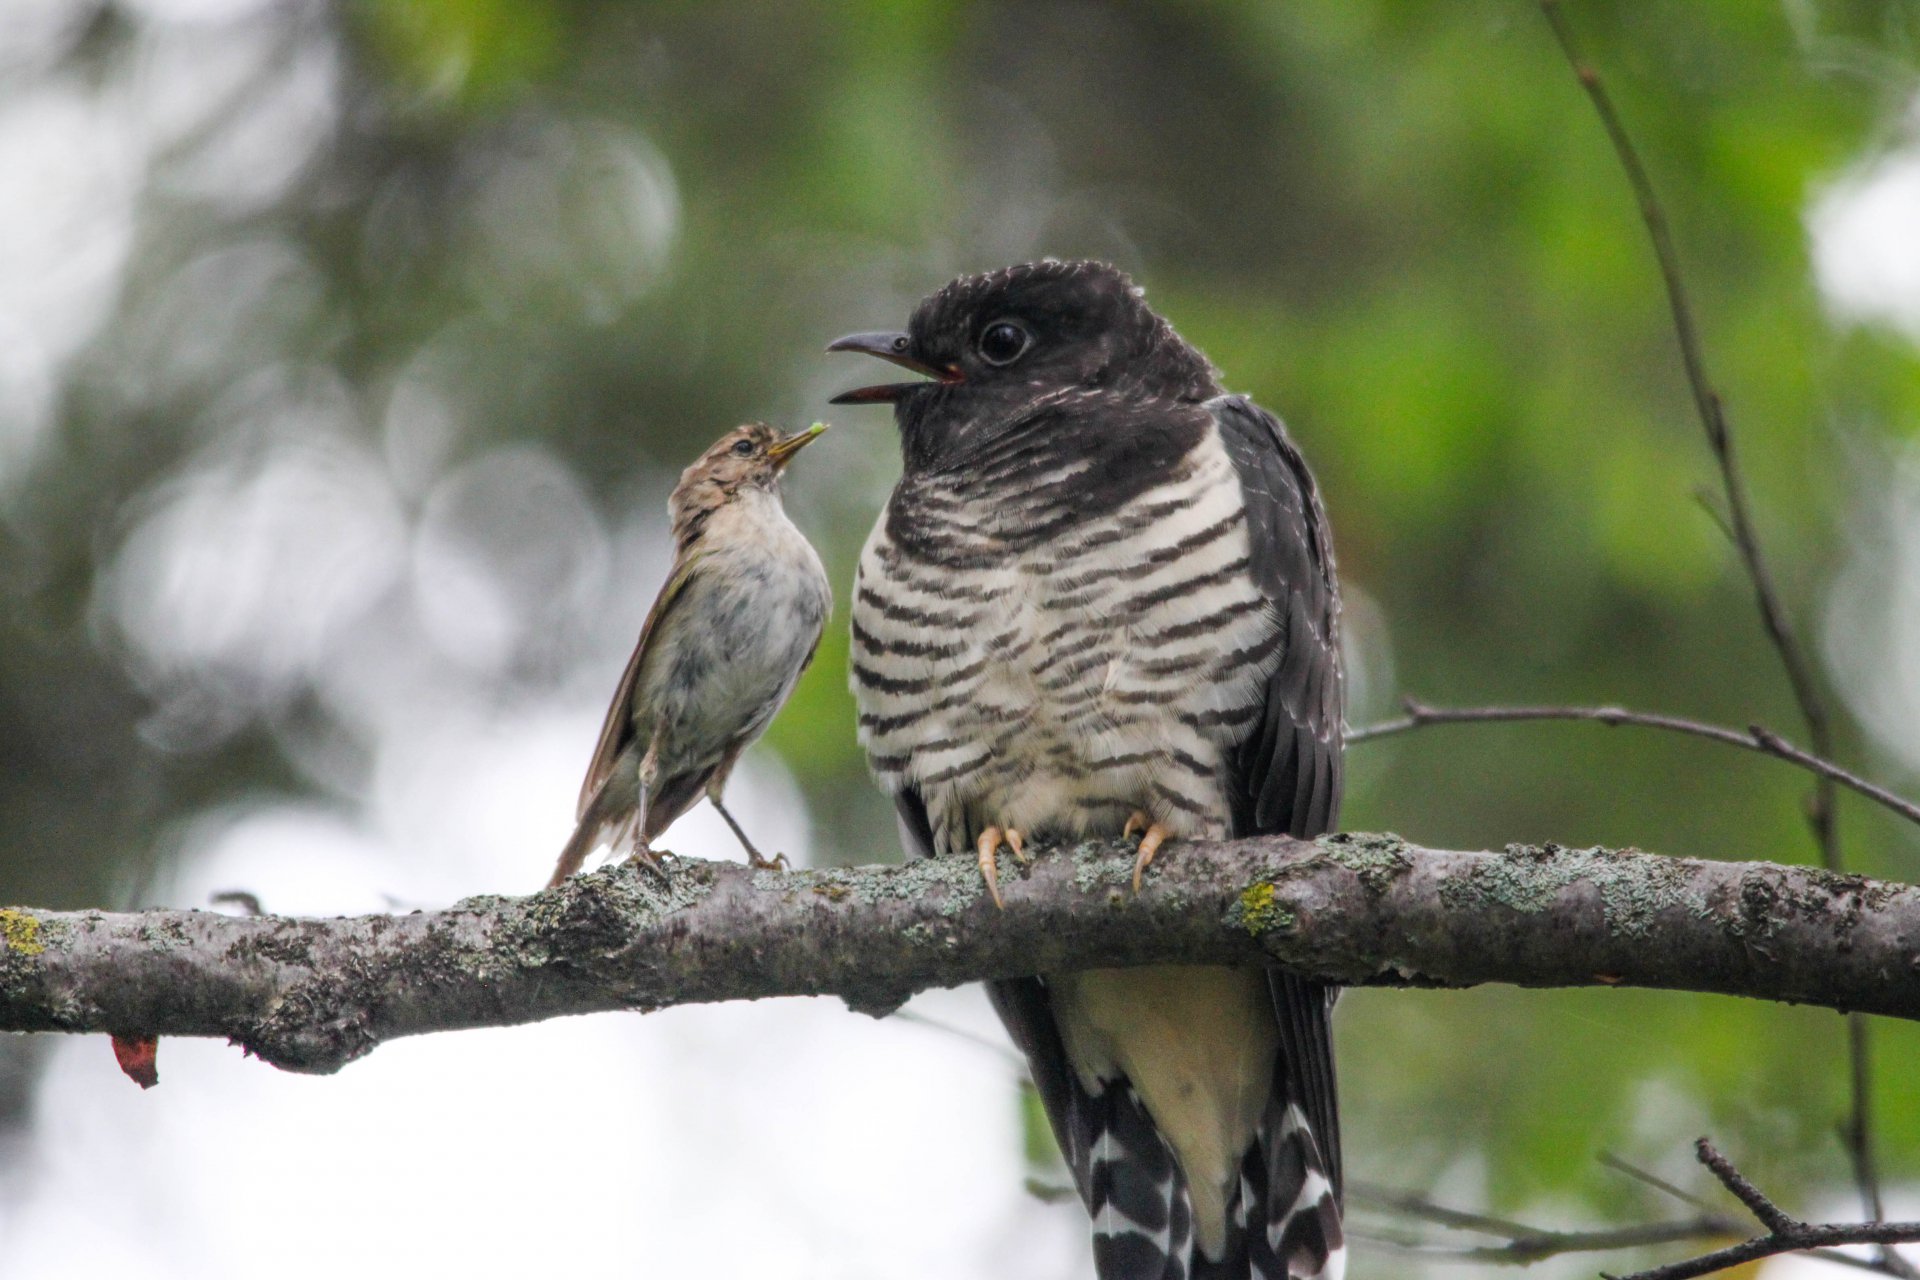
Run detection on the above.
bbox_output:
[766,422,827,468]
[826,331,962,404]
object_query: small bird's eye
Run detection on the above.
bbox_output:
[732,438,756,456]
[977,320,1030,366]
[890,335,910,354]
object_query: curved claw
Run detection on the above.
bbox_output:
[1124,810,1173,894]
[976,826,1026,909]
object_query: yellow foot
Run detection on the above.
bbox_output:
[747,849,791,872]
[976,826,1026,909]
[1124,810,1174,894]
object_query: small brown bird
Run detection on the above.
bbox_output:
[547,423,830,888]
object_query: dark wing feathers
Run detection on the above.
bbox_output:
[1212,394,1343,841]
[1212,395,1347,1210]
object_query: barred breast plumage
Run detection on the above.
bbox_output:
[853,409,1276,857]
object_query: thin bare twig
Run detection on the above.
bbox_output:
[1346,699,1920,830]
[1348,1180,1743,1266]
[1349,1181,1552,1240]
[1354,1219,1737,1267]
[1599,1140,1920,1280]
[1696,1137,1800,1235]
[1600,1151,1725,1217]
[889,1008,1027,1067]
[1847,1013,1894,1227]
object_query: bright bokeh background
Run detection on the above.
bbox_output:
[2,1,1919,1275]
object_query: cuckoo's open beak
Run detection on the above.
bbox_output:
[826,331,962,404]
[767,422,827,468]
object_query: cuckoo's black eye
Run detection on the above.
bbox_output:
[732,438,756,456]
[977,320,1031,366]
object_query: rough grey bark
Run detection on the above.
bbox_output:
[0,833,1914,1075]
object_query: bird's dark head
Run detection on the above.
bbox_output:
[828,261,1218,467]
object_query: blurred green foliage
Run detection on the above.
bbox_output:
[357,0,568,109]
[5,0,1920,1255]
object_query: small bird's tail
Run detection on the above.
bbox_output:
[546,814,601,889]
[546,778,636,888]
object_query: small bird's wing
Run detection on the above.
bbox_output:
[576,551,705,821]
[1211,392,1346,1219]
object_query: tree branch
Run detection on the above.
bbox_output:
[2,834,1918,1075]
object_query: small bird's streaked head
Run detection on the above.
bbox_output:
[827,260,1218,461]
[669,422,824,538]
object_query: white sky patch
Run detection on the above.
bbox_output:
[1823,444,1920,774]
[1809,109,1920,344]
[0,76,139,485]
[3,994,1086,1280]
[0,8,344,498]
[100,383,407,706]
[128,21,339,215]
[115,242,330,405]
[117,0,283,29]
[0,0,95,78]
[0,313,57,493]
[411,446,610,679]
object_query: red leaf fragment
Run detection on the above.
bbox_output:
[111,1034,159,1089]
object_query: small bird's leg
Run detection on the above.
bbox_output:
[975,826,1026,909]
[710,791,786,871]
[1124,809,1174,894]
[626,737,664,873]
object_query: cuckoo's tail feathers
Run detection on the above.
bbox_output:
[1249,1098,1344,1280]
[990,974,1346,1280]
[1081,1075,1345,1280]
[1086,1076,1193,1279]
